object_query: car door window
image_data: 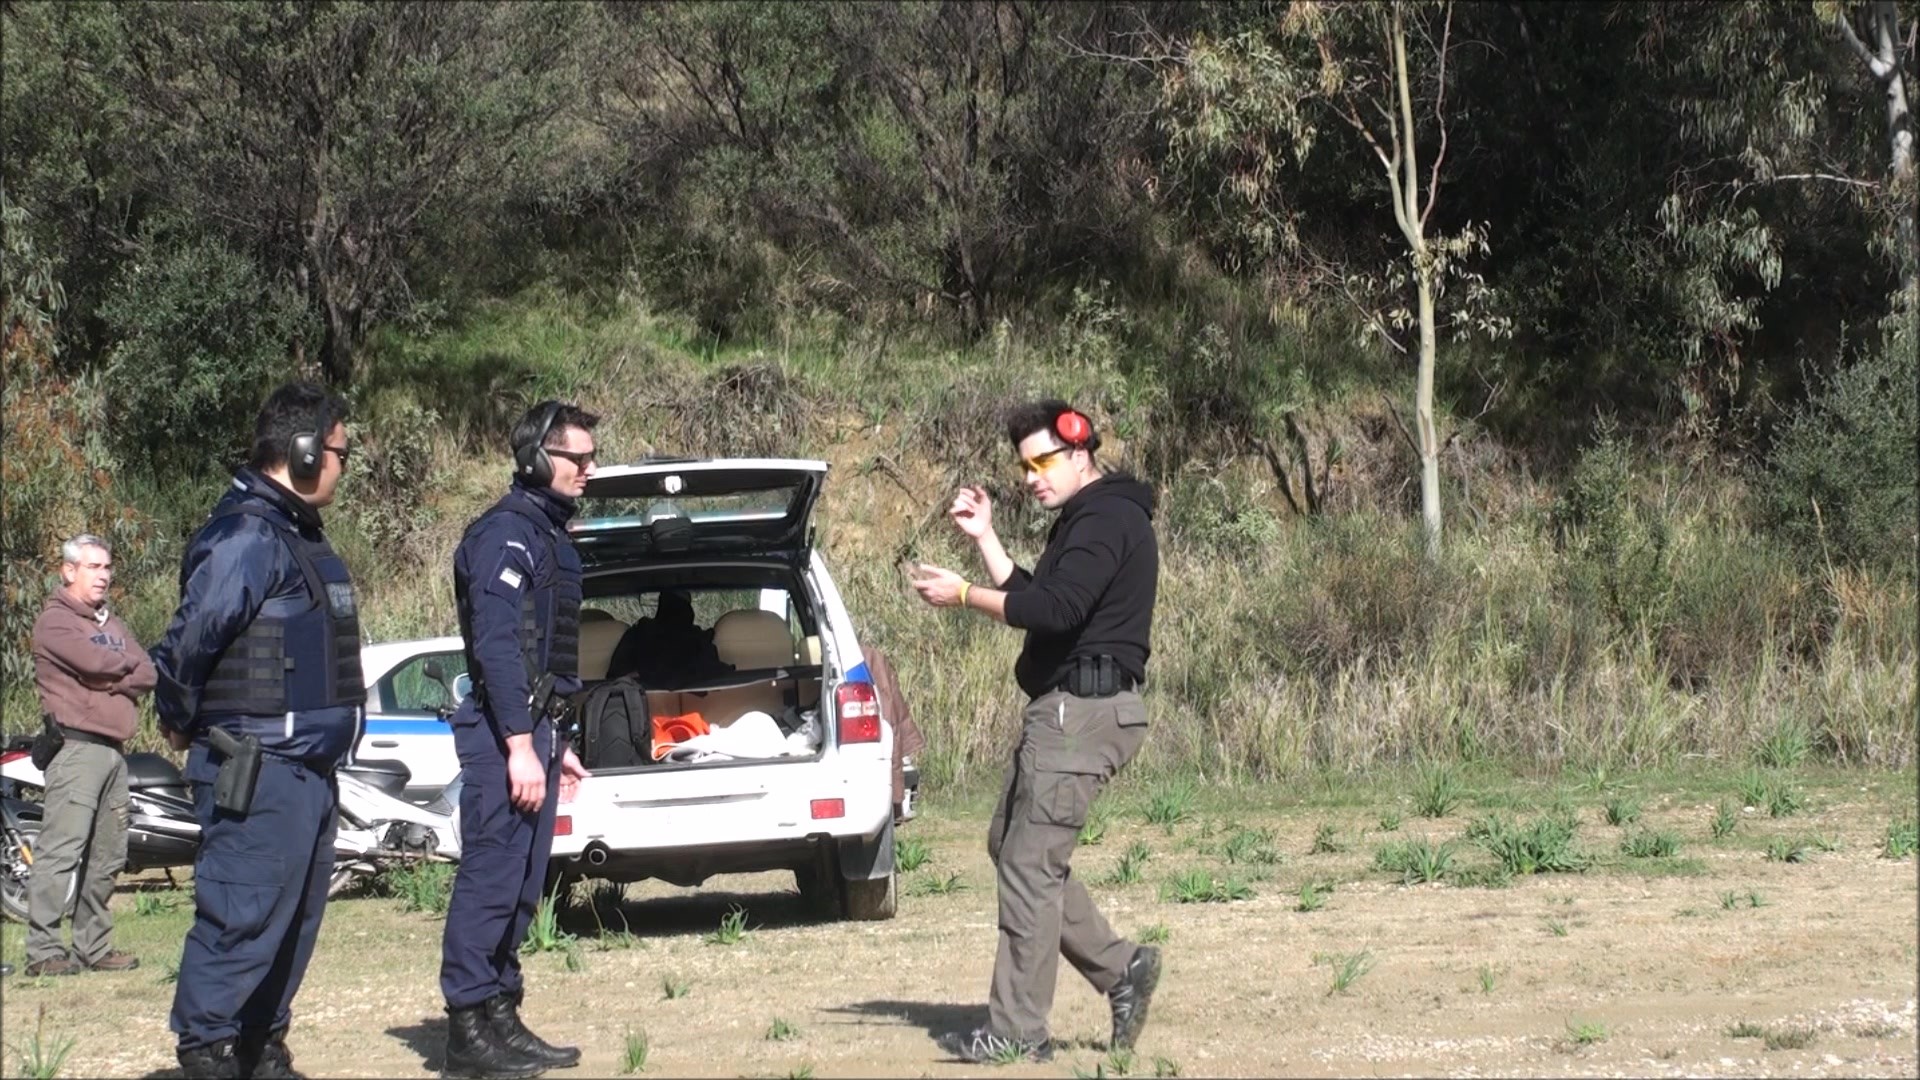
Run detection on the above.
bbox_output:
[380,652,469,714]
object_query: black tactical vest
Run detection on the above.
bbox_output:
[199,503,367,715]
[456,492,581,693]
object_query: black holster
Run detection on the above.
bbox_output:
[1064,654,1126,698]
[29,714,64,771]
[206,727,262,815]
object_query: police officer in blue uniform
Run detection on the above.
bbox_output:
[150,382,361,1080]
[440,401,596,1080]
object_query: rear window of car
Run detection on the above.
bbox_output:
[574,486,802,533]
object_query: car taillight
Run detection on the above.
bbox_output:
[835,681,881,744]
[555,815,572,837]
[810,798,845,820]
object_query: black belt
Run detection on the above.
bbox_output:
[1052,654,1142,698]
[59,726,124,751]
[1054,680,1142,698]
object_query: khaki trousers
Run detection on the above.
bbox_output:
[986,688,1148,1043]
[26,739,129,965]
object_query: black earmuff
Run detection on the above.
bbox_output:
[287,399,332,482]
[1053,409,1100,452]
[514,401,564,488]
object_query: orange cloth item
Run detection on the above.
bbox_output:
[650,712,709,761]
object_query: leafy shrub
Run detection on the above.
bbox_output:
[98,228,314,476]
[1553,423,1674,633]
[2,217,164,723]
[1759,314,1917,571]
[337,397,445,561]
[1242,514,1463,681]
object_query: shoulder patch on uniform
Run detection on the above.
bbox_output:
[498,567,524,589]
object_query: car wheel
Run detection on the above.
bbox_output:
[841,869,898,921]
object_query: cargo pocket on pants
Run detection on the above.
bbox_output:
[194,850,283,942]
[1026,771,1092,829]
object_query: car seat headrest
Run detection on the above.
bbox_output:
[712,609,795,669]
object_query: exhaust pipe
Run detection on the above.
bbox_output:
[584,843,610,867]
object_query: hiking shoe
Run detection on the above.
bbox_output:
[936,1027,1053,1064]
[24,955,85,977]
[1108,944,1162,1049]
[87,950,141,972]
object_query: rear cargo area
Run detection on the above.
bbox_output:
[570,580,827,775]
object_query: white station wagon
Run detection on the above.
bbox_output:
[354,458,906,920]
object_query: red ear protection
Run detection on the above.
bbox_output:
[1054,409,1092,446]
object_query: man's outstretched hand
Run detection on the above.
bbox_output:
[910,563,967,608]
[949,485,993,540]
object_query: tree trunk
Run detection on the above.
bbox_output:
[1839,1,1917,303]
[318,296,356,387]
[1415,262,1442,560]
[1390,1,1443,558]
[1875,2,1916,304]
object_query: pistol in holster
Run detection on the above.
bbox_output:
[206,727,263,815]
[527,672,574,737]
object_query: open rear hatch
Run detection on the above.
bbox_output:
[569,460,834,783]
[572,458,827,566]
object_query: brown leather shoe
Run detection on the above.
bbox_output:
[25,955,86,977]
[87,950,141,972]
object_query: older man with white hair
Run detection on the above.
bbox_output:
[26,532,155,976]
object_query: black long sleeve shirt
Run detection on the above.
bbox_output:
[1000,473,1159,698]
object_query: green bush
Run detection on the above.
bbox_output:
[2,247,164,728]
[1243,514,1461,682]
[1759,313,1917,572]
[99,228,314,475]
[1554,423,1674,633]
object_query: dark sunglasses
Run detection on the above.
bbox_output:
[324,445,351,465]
[548,448,597,467]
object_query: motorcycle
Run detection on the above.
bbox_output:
[3,793,37,923]
[328,755,462,897]
[0,734,203,909]
[1,733,464,910]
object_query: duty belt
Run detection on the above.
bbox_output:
[58,726,124,751]
[1053,654,1140,699]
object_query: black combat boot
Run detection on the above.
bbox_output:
[176,1038,244,1080]
[443,1004,545,1080]
[485,991,581,1068]
[238,1026,306,1079]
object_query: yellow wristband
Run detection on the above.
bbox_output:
[958,581,971,608]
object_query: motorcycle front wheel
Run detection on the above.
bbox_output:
[2,820,39,923]
[327,863,372,900]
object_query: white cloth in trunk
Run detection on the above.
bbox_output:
[660,710,814,763]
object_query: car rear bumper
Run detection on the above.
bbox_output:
[550,772,891,863]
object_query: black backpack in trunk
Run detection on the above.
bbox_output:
[577,676,651,768]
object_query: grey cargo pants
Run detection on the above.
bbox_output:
[986,688,1149,1044]
[26,739,129,965]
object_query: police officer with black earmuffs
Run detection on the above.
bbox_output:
[439,400,596,1080]
[151,381,363,1080]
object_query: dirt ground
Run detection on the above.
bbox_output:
[3,770,1916,1079]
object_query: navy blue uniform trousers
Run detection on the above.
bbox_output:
[440,706,562,1009]
[170,756,337,1049]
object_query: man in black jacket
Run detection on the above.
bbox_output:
[911,399,1161,1064]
